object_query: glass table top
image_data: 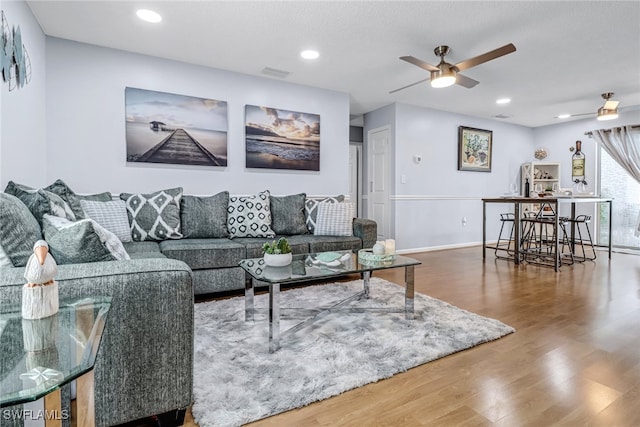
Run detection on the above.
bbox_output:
[239,250,420,284]
[0,296,111,408]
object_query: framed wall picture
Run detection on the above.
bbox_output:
[245,105,320,171]
[125,87,228,167]
[458,126,492,172]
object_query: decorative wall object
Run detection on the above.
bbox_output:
[245,105,320,171]
[125,87,228,167]
[1,10,31,90]
[458,126,492,172]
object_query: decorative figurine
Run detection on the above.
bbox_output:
[22,240,59,319]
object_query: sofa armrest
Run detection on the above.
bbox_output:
[353,217,377,249]
[0,258,194,426]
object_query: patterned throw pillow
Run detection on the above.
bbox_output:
[80,199,132,242]
[304,195,345,233]
[270,193,308,235]
[180,192,230,238]
[42,214,130,264]
[0,193,43,267]
[227,191,275,239]
[314,202,354,236]
[120,188,183,242]
[4,181,76,224]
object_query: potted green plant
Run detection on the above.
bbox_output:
[262,237,293,267]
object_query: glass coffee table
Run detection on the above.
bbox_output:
[239,251,421,352]
[0,296,110,424]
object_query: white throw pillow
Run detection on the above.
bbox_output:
[314,202,354,236]
[80,199,132,242]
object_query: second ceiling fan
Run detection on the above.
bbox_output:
[390,43,516,94]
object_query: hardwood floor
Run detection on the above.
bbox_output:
[168,247,640,426]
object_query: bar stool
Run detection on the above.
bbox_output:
[495,213,515,260]
[565,214,597,262]
[522,215,574,266]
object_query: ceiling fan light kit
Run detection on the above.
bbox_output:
[597,107,619,121]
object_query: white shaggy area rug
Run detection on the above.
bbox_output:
[192,278,514,427]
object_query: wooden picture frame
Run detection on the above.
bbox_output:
[458,126,492,172]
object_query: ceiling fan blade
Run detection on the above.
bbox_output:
[389,78,430,94]
[399,55,439,72]
[604,100,619,110]
[454,43,516,72]
[455,73,480,88]
[567,112,594,117]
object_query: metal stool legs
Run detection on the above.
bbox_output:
[568,215,597,262]
[495,213,516,260]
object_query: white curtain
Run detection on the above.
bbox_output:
[591,126,640,237]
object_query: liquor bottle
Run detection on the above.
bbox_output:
[524,177,530,197]
[572,140,585,183]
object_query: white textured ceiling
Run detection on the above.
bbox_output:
[26,1,640,128]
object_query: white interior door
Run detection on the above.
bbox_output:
[367,126,391,240]
[349,144,361,217]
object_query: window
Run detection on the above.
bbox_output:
[599,145,640,250]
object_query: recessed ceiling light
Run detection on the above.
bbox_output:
[300,50,320,60]
[557,114,571,119]
[496,98,511,104]
[136,9,162,23]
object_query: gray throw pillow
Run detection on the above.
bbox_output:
[314,202,354,236]
[270,193,308,235]
[120,188,183,241]
[180,192,229,238]
[304,195,345,233]
[42,214,130,265]
[227,190,275,239]
[77,192,113,202]
[4,181,76,225]
[45,179,85,219]
[80,199,132,242]
[0,193,43,267]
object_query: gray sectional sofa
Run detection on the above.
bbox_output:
[0,182,376,426]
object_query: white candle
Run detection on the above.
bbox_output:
[384,239,396,255]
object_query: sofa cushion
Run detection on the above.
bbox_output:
[227,191,275,239]
[314,202,354,236]
[5,181,76,224]
[42,215,130,264]
[0,193,43,267]
[45,179,86,219]
[122,241,167,260]
[304,195,344,233]
[120,187,183,241]
[80,199,132,242]
[270,193,308,235]
[304,235,363,254]
[232,237,309,259]
[180,192,229,238]
[159,238,245,269]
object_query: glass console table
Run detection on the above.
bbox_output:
[0,296,110,425]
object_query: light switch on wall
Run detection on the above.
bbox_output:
[401,174,407,184]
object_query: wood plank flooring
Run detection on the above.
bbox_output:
[135,247,640,426]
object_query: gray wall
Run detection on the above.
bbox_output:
[0,0,47,188]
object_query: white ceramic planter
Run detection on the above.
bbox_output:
[263,252,292,267]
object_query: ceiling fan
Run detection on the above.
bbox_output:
[390,43,516,94]
[562,93,620,121]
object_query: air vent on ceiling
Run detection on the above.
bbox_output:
[494,114,510,119]
[261,67,290,79]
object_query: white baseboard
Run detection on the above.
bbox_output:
[396,241,488,254]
